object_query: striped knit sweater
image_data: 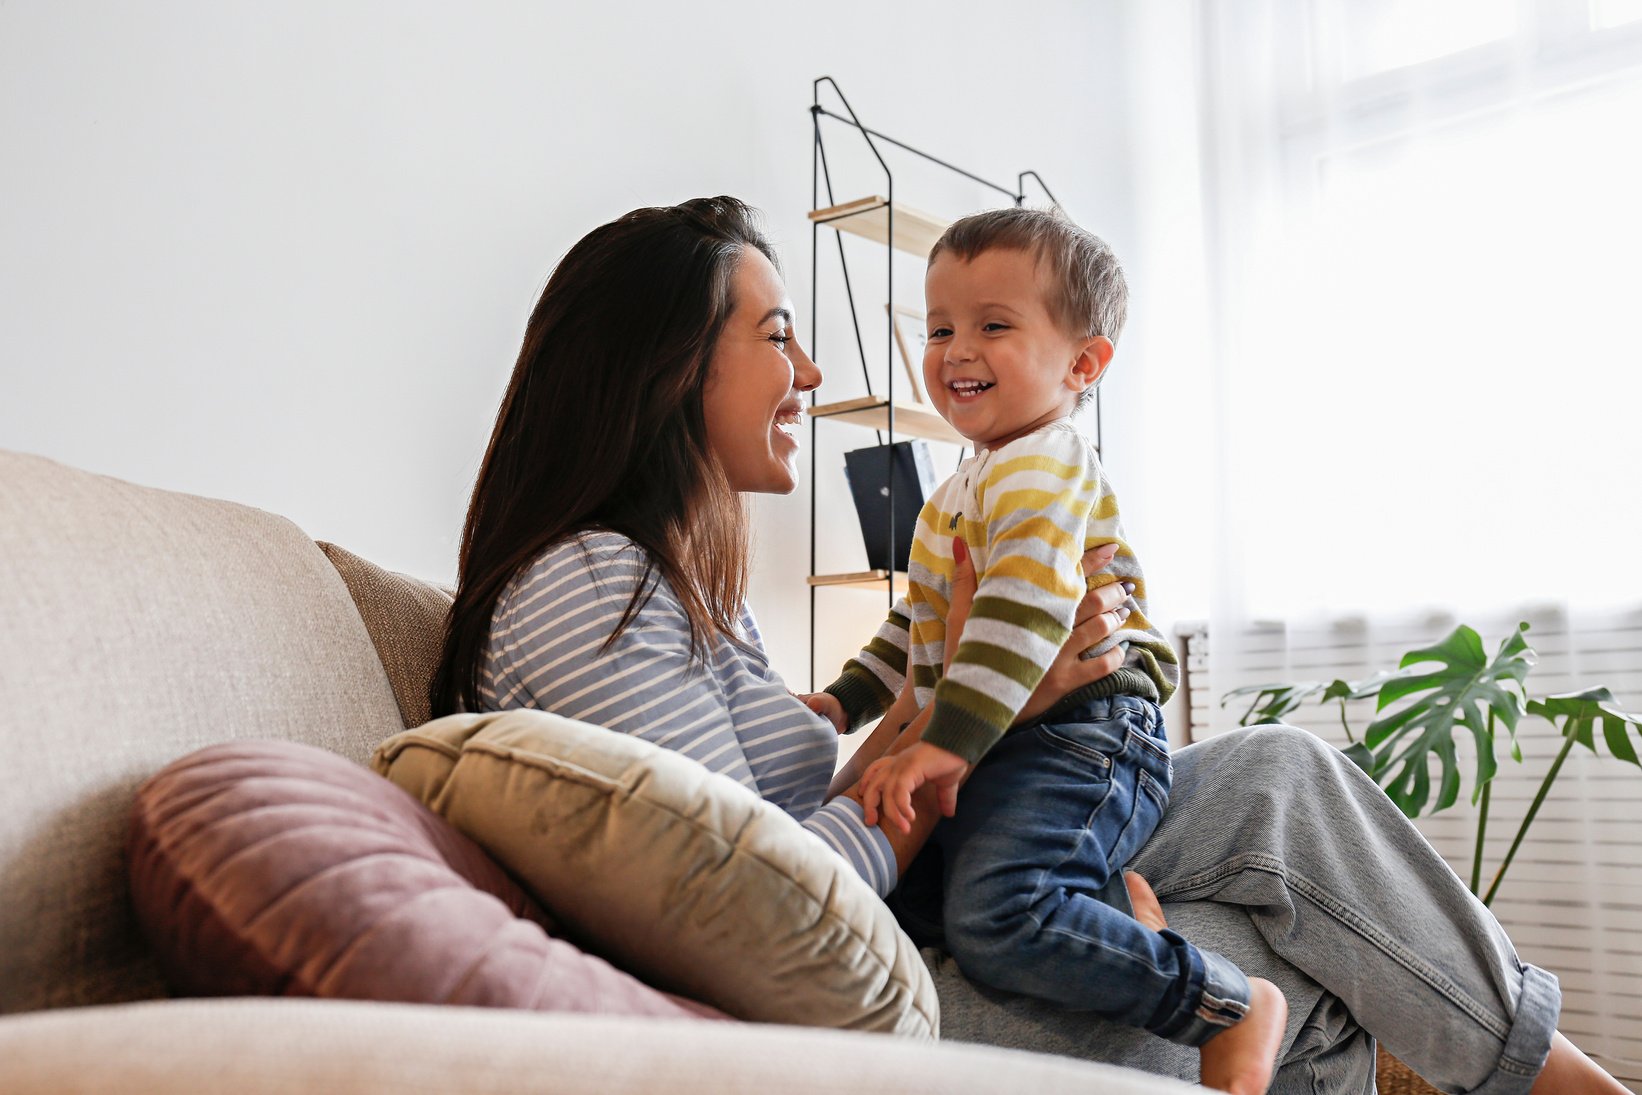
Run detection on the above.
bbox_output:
[477,531,898,896]
[827,419,1179,765]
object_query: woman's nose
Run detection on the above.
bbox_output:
[791,338,822,392]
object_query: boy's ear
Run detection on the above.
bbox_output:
[1068,336,1115,392]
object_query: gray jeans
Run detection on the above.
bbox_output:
[927,724,1560,1095]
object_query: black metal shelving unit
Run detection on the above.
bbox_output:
[805,77,1097,688]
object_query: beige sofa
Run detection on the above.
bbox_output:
[0,449,1192,1094]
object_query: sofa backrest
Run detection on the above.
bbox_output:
[0,451,407,1013]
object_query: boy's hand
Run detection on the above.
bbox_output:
[859,742,969,833]
[798,692,848,735]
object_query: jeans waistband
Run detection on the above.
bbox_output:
[1021,691,1163,734]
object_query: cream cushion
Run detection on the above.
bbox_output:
[373,710,938,1038]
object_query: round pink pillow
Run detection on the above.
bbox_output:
[127,739,720,1018]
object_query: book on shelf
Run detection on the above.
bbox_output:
[842,439,939,574]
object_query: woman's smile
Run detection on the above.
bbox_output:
[772,402,805,446]
[702,249,821,494]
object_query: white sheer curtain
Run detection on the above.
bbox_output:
[1199,0,1642,627]
[1120,1,1642,1078]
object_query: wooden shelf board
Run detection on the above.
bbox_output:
[807,570,908,594]
[808,196,950,258]
[811,396,968,447]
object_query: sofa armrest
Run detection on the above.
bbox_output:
[0,998,1192,1094]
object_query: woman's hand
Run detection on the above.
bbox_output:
[798,691,848,735]
[945,536,1131,726]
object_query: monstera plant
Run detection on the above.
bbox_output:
[1224,623,1642,905]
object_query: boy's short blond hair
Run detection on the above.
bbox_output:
[929,207,1127,411]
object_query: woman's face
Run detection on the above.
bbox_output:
[702,249,821,494]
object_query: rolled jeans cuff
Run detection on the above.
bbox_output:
[1149,931,1252,1048]
[1466,963,1560,1095]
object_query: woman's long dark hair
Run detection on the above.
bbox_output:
[431,197,779,717]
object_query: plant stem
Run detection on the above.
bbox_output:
[1471,776,1490,897]
[1337,699,1356,744]
[1483,726,1577,907]
[1470,710,1496,896]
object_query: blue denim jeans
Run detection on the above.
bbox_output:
[921,724,1562,1094]
[889,695,1251,1047]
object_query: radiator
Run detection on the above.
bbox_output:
[1175,605,1642,1084]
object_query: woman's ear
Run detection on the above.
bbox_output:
[1068,336,1115,392]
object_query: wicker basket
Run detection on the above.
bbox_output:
[1376,1048,1441,1095]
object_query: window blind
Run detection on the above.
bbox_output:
[1177,607,1642,1083]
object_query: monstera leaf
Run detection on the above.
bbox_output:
[1221,681,1343,726]
[1481,686,1642,904]
[1220,622,1637,906]
[1363,623,1536,817]
[1527,688,1642,766]
[1223,670,1412,773]
[1222,678,1372,771]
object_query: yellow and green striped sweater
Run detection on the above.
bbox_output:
[826,419,1179,765]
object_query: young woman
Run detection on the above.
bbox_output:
[432,197,1628,1095]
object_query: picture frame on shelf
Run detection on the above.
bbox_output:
[888,304,929,404]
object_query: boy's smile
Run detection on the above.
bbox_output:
[923,247,1109,452]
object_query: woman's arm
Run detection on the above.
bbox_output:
[492,534,902,893]
[839,731,941,872]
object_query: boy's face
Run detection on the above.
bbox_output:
[923,247,1110,451]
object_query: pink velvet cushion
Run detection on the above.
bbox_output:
[127,739,720,1019]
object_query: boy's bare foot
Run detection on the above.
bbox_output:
[1124,872,1286,1093]
[1199,977,1287,1095]
[1124,871,1168,932]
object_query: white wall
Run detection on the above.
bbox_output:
[0,0,1139,687]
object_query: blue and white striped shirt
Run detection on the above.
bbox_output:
[477,530,898,896]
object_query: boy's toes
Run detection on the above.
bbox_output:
[1124,871,1168,932]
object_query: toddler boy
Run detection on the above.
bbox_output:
[825,208,1285,1094]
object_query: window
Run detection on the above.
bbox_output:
[1200,0,1642,619]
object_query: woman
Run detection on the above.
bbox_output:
[432,197,1627,1094]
